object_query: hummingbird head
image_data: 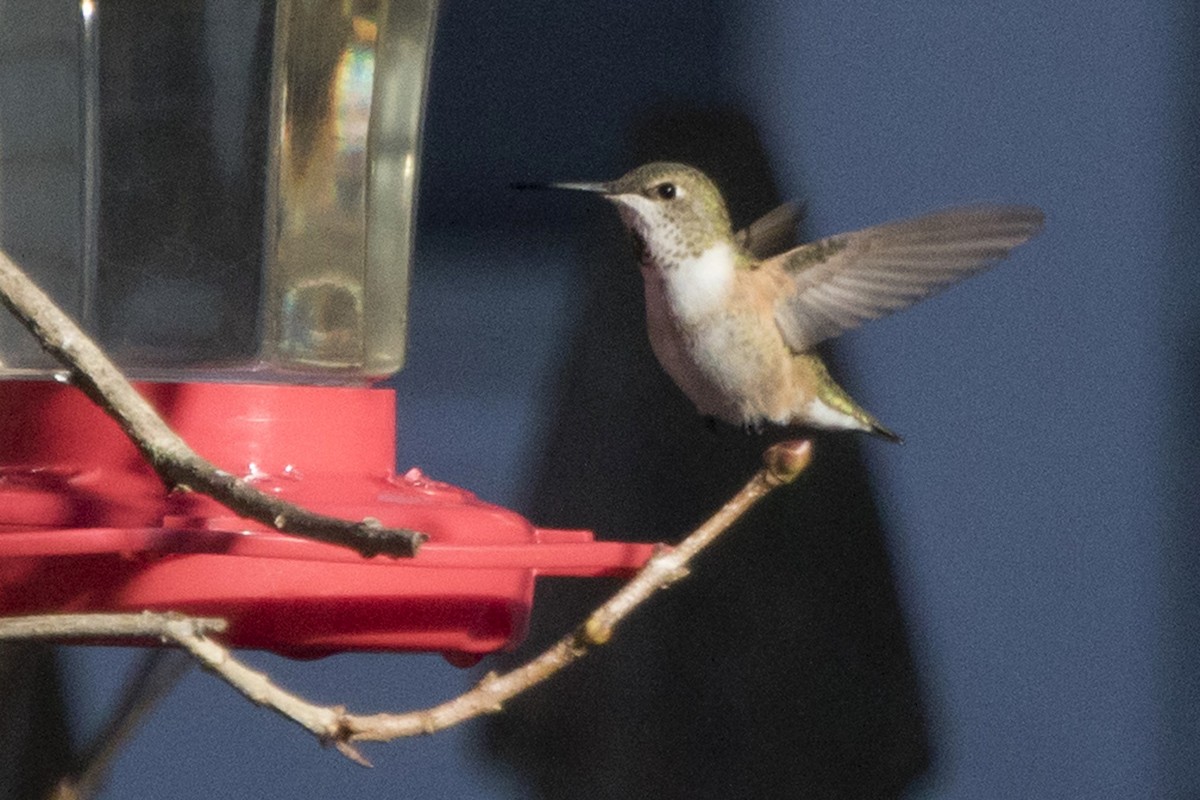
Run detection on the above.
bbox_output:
[545,162,735,268]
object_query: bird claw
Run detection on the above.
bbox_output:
[741,421,765,436]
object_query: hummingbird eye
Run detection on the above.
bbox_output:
[655,183,677,200]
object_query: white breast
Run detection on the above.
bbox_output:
[659,241,736,323]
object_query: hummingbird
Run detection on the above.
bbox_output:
[518,162,1043,442]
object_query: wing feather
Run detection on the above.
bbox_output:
[770,205,1044,351]
[734,202,803,259]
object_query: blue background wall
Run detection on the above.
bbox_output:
[73,1,1195,797]
[721,4,1180,798]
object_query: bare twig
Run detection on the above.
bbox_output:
[345,439,813,745]
[0,248,425,558]
[0,441,813,765]
[0,612,228,642]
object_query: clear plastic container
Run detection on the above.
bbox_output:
[0,0,437,383]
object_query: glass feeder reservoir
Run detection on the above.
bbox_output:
[1,0,425,380]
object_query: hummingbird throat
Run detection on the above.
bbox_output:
[615,199,693,268]
[628,230,649,266]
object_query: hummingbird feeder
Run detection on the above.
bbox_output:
[0,0,654,666]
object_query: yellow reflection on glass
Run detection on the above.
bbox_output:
[270,2,379,371]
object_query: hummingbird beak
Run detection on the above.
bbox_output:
[510,180,613,195]
[546,181,612,194]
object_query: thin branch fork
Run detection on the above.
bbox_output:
[0,248,425,558]
[0,440,813,766]
[347,439,812,748]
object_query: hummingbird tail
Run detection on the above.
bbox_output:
[868,421,904,444]
[806,356,904,444]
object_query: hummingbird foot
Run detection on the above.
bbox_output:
[740,420,765,436]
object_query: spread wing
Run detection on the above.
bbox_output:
[769,204,1044,352]
[735,202,803,259]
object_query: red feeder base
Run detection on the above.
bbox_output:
[0,381,656,665]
